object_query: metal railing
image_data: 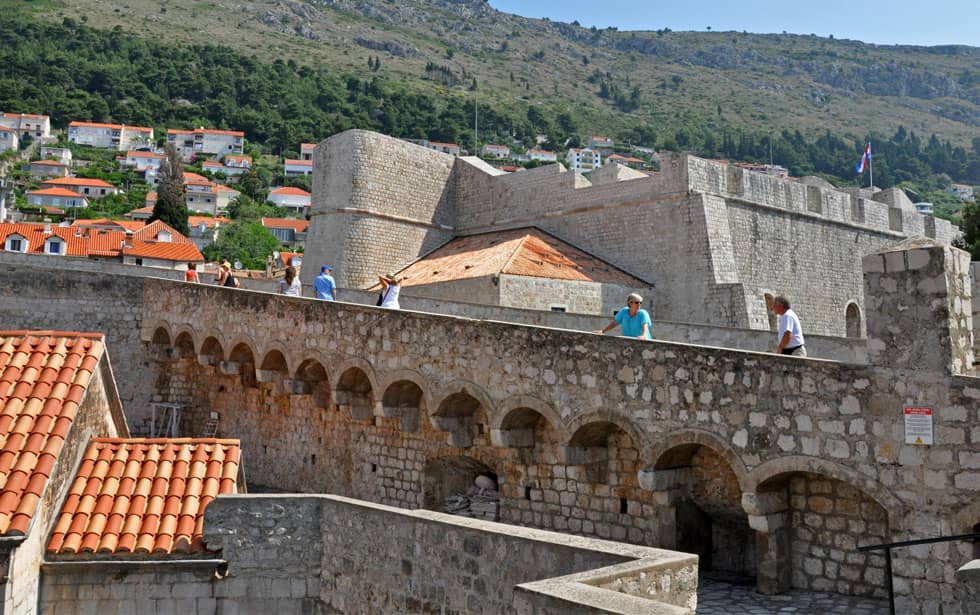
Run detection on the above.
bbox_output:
[858,532,980,614]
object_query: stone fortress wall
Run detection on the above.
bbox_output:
[306,130,958,337]
[1,236,978,614]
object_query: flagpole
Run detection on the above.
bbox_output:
[868,141,873,189]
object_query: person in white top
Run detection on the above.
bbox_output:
[773,295,806,357]
[378,273,403,309]
[278,266,302,297]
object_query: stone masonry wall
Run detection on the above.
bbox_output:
[39,494,699,614]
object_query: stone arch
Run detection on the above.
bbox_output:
[150,326,171,346]
[565,412,648,453]
[146,325,173,361]
[335,365,376,421]
[198,336,225,367]
[953,500,980,536]
[430,382,493,449]
[747,456,903,528]
[173,331,196,359]
[380,376,427,433]
[845,301,862,338]
[422,455,499,521]
[293,359,330,407]
[491,396,567,452]
[565,418,640,485]
[227,342,257,388]
[257,348,290,386]
[644,430,754,580]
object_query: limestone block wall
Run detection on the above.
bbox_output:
[497,275,651,316]
[306,130,456,289]
[38,495,699,614]
[400,276,500,307]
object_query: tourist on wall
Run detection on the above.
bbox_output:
[593,293,653,340]
[185,262,200,283]
[774,295,806,356]
[216,260,240,288]
[278,265,302,297]
[313,265,336,301]
[377,273,403,309]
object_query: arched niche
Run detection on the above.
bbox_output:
[148,327,173,360]
[422,456,498,521]
[173,332,196,359]
[432,391,486,449]
[199,336,224,367]
[381,380,424,433]
[293,359,330,407]
[226,343,256,388]
[565,421,635,485]
[845,302,862,338]
[257,349,289,385]
[336,367,375,421]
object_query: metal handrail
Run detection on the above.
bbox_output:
[857,532,980,614]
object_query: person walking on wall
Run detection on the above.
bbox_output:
[378,273,403,309]
[593,293,653,340]
[185,262,200,283]
[216,260,240,288]
[313,265,337,301]
[278,265,302,297]
[774,295,806,357]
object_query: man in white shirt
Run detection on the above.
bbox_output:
[773,295,806,357]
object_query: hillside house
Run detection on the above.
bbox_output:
[26,188,89,210]
[68,122,154,150]
[0,126,19,153]
[566,148,602,173]
[588,136,614,150]
[481,144,510,159]
[268,186,311,216]
[28,160,70,179]
[202,154,252,177]
[182,172,240,216]
[283,159,313,177]
[0,112,51,139]
[261,217,308,246]
[425,141,461,156]
[948,183,975,202]
[300,143,316,161]
[525,148,558,163]
[41,177,120,199]
[39,147,72,166]
[915,202,935,215]
[167,127,245,160]
[605,154,647,170]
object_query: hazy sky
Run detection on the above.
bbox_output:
[488,1,980,47]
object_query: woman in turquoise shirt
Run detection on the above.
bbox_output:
[593,293,653,340]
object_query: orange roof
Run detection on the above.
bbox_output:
[188,216,231,229]
[269,187,310,197]
[69,121,152,132]
[43,177,116,189]
[388,227,651,288]
[31,160,68,167]
[0,331,106,536]
[27,188,83,198]
[201,161,222,168]
[0,223,126,257]
[71,219,146,233]
[167,127,244,137]
[47,438,240,556]
[300,143,316,151]
[0,126,11,132]
[126,151,164,159]
[261,218,309,232]
[284,159,312,166]
[3,112,48,121]
[122,241,204,262]
[429,142,458,148]
[183,172,210,185]
[280,251,302,267]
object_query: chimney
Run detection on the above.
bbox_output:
[43,221,52,234]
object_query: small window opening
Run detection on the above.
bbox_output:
[620,497,628,514]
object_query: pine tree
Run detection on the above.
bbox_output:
[150,144,189,235]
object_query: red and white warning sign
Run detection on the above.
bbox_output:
[904,407,933,445]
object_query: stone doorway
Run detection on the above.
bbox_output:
[422,456,499,521]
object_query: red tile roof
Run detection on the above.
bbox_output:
[284,159,313,167]
[0,331,106,536]
[3,112,48,121]
[69,121,152,132]
[71,219,146,233]
[167,128,244,137]
[261,217,309,232]
[28,188,82,198]
[122,241,204,263]
[269,187,310,197]
[42,177,116,189]
[47,438,240,556]
[0,223,126,257]
[31,160,68,167]
[388,227,651,288]
[126,151,164,159]
[188,216,231,229]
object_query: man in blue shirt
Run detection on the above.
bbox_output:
[312,265,337,301]
[594,293,653,340]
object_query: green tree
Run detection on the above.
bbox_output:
[150,144,189,235]
[237,166,269,203]
[958,201,980,260]
[202,220,280,270]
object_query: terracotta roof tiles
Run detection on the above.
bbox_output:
[47,438,240,556]
[0,331,106,537]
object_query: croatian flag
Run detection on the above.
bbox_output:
[855,143,871,174]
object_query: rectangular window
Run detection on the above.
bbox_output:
[9,239,22,252]
[48,242,61,254]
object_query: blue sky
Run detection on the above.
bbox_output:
[488,1,979,47]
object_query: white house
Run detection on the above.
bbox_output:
[201,154,252,177]
[268,187,311,216]
[0,112,51,139]
[284,159,313,177]
[566,148,602,173]
[481,144,510,159]
[29,160,71,179]
[425,141,461,156]
[183,173,240,216]
[167,127,245,160]
[525,148,558,163]
[27,187,89,209]
[39,147,72,165]
[41,177,120,199]
[914,202,935,215]
[68,121,154,150]
[588,136,614,150]
[300,143,316,161]
[947,183,975,202]
[0,127,19,153]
